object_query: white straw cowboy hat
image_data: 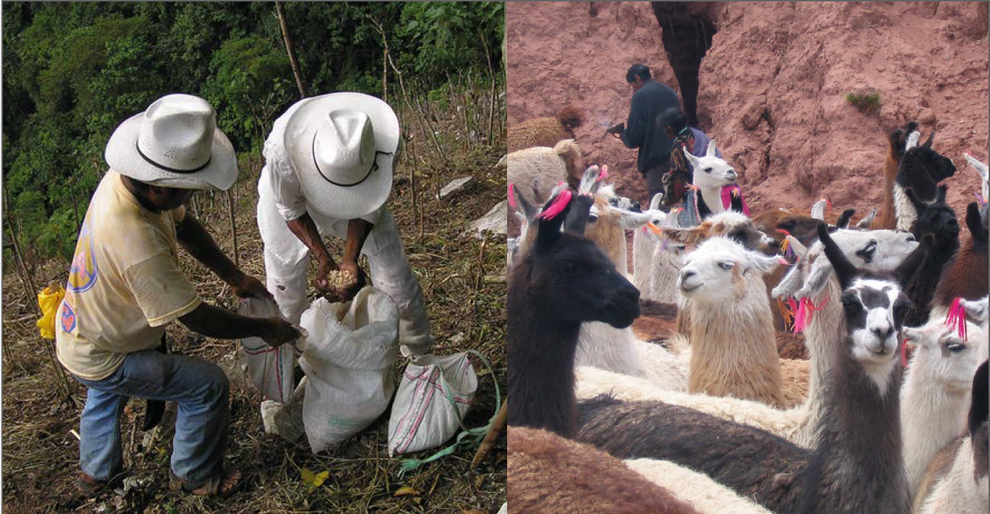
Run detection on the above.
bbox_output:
[284,92,400,219]
[105,94,237,190]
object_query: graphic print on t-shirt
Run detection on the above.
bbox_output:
[67,218,99,293]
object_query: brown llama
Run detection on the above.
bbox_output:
[878,121,920,229]
[508,105,586,152]
[508,427,702,514]
[932,201,989,315]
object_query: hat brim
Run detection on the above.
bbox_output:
[105,113,238,191]
[285,93,399,220]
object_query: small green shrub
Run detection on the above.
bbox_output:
[846,90,882,114]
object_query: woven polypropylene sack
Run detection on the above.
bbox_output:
[299,287,399,453]
[387,353,477,456]
[237,297,297,403]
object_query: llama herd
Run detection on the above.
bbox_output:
[505,113,990,514]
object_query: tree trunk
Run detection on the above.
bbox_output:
[275,1,307,98]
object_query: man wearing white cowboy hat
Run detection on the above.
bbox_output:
[257,92,432,357]
[57,94,300,497]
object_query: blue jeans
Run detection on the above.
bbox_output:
[72,349,229,483]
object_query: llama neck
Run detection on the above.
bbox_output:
[901,348,972,499]
[507,281,582,438]
[576,322,646,379]
[688,276,784,407]
[812,347,907,511]
[933,239,989,311]
[879,148,900,229]
[632,230,655,291]
[893,183,918,231]
[699,186,725,215]
[649,247,682,303]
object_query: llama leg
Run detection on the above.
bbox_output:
[363,208,433,357]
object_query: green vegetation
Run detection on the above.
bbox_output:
[2,2,505,265]
[846,89,882,114]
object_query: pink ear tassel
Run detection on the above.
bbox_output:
[597,165,608,182]
[793,294,830,334]
[777,257,790,266]
[538,189,573,220]
[901,339,909,368]
[508,183,517,209]
[944,297,968,342]
[977,192,986,206]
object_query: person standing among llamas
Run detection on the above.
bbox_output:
[257,92,432,359]
[57,94,301,498]
[606,63,682,206]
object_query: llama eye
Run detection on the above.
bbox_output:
[905,235,916,243]
[560,261,578,274]
[946,343,965,353]
[588,214,599,223]
[718,262,734,270]
[704,167,713,173]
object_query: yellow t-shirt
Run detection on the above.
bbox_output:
[55,170,202,381]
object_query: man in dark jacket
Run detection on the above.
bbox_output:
[606,64,682,205]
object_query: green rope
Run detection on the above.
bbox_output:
[397,349,501,477]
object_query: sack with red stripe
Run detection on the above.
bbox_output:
[237,297,299,403]
[387,352,479,456]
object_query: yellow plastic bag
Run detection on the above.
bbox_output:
[37,283,65,340]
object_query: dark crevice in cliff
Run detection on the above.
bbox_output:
[651,2,717,128]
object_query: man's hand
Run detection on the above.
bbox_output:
[323,260,367,303]
[314,257,338,294]
[232,274,274,302]
[261,317,301,347]
[605,122,625,139]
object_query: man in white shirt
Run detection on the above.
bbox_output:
[257,92,432,358]
[59,94,300,497]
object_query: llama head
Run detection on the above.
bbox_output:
[663,211,775,251]
[964,152,989,203]
[755,209,826,247]
[903,317,984,393]
[684,140,738,191]
[531,191,641,328]
[678,237,780,303]
[906,185,960,248]
[772,226,920,300]
[838,276,911,379]
[968,360,989,498]
[903,130,957,183]
[961,297,989,325]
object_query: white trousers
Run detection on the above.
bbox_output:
[257,167,432,357]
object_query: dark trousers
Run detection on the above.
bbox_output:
[643,160,671,207]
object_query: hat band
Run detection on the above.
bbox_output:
[136,141,211,174]
[311,132,392,188]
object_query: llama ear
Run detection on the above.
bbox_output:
[901,326,927,346]
[797,252,835,299]
[746,252,780,275]
[510,184,539,223]
[684,150,701,168]
[649,192,664,211]
[615,209,656,230]
[968,360,989,436]
[923,130,935,149]
[961,297,990,323]
[936,184,948,204]
[535,191,573,251]
[905,130,921,151]
[562,194,595,236]
[904,188,929,215]
[856,208,878,229]
[786,234,809,258]
[706,139,718,158]
[817,223,858,290]
[663,226,706,245]
[965,153,989,181]
[772,262,805,299]
[835,208,856,229]
[965,202,987,242]
[578,165,602,195]
[810,198,828,221]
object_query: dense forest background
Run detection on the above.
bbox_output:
[2,1,504,264]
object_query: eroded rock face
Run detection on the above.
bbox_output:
[508,1,988,217]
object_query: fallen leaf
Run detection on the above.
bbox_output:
[301,468,330,488]
[462,510,485,514]
[394,486,420,497]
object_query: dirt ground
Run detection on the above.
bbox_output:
[1,99,507,513]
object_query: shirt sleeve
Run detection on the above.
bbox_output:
[265,141,308,221]
[621,92,647,149]
[123,253,202,327]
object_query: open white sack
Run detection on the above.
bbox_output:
[299,287,399,453]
